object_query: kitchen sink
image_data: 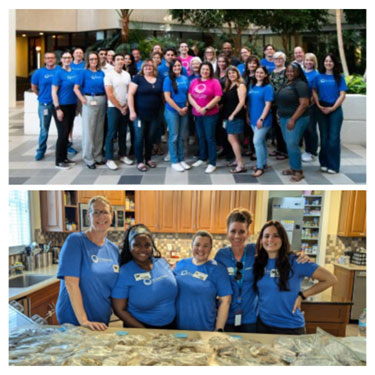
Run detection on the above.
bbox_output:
[9,275,54,288]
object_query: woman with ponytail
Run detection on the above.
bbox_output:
[253,220,336,335]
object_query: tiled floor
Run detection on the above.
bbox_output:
[9,103,366,185]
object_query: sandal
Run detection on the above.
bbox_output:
[291,171,304,182]
[137,163,148,172]
[227,160,237,167]
[251,168,264,177]
[269,150,278,157]
[282,169,294,176]
[276,154,288,160]
[146,160,156,168]
[230,166,247,174]
[252,164,270,172]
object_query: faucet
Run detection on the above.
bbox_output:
[9,263,25,277]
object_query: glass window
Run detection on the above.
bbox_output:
[9,191,31,249]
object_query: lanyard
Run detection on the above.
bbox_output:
[231,249,246,304]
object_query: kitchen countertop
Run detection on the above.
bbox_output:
[333,263,366,271]
[9,305,37,332]
[9,264,59,300]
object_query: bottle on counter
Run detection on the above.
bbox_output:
[358,308,366,336]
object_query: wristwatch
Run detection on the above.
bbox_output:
[55,105,61,110]
[298,291,306,300]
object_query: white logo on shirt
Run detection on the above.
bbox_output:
[142,274,168,286]
[113,265,119,273]
[194,83,207,94]
[44,74,54,79]
[91,255,114,263]
[269,269,280,278]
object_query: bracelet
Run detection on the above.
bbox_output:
[55,106,61,111]
[298,291,306,300]
[259,118,264,122]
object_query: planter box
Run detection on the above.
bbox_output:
[341,94,366,146]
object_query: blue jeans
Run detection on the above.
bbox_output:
[317,106,343,172]
[194,114,218,166]
[279,116,310,170]
[105,107,129,160]
[252,125,271,169]
[133,117,158,164]
[36,102,54,156]
[303,104,318,156]
[164,109,188,163]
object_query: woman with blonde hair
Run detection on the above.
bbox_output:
[221,66,247,173]
[204,46,217,72]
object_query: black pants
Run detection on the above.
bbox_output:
[123,319,176,330]
[256,317,305,335]
[52,104,76,164]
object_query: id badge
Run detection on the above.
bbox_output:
[90,100,97,106]
[192,271,208,281]
[234,313,242,327]
[137,120,142,128]
[134,272,151,281]
[43,108,49,116]
[223,120,227,129]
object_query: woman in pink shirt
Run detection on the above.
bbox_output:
[178,42,193,76]
[188,62,222,174]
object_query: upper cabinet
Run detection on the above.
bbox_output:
[78,191,125,206]
[337,191,366,237]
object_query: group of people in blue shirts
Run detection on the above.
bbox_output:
[56,196,336,335]
[31,42,347,179]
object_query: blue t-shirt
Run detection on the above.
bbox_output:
[304,70,319,93]
[312,73,348,105]
[247,84,274,127]
[112,257,178,327]
[132,74,163,121]
[76,69,105,95]
[31,66,60,104]
[260,58,275,73]
[163,75,189,113]
[237,63,245,75]
[157,63,188,81]
[174,258,232,331]
[257,254,319,329]
[214,244,258,325]
[188,73,200,84]
[56,232,120,325]
[136,60,143,72]
[71,61,85,71]
[52,68,79,105]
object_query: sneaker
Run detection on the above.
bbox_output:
[164,153,171,162]
[302,152,313,162]
[55,162,72,170]
[64,159,76,166]
[171,163,185,172]
[106,160,118,170]
[180,161,191,170]
[327,169,337,174]
[35,151,45,161]
[161,134,168,143]
[205,164,216,174]
[192,160,205,167]
[188,136,195,145]
[67,146,78,155]
[320,166,328,172]
[120,156,134,165]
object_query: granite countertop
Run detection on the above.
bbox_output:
[9,264,59,300]
[333,263,366,272]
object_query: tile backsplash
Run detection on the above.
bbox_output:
[324,235,366,263]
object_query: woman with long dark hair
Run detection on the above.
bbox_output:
[111,224,178,329]
[275,62,310,182]
[247,66,274,177]
[253,220,336,335]
[216,54,230,86]
[163,59,190,172]
[312,53,347,174]
[124,53,138,77]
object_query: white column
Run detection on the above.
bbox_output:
[9,9,16,108]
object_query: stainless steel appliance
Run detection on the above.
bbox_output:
[351,270,366,320]
[268,197,305,251]
[79,204,125,231]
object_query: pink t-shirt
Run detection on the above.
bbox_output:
[178,55,193,75]
[188,78,223,116]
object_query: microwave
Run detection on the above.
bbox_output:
[79,204,125,231]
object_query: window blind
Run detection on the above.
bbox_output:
[8,191,31,247]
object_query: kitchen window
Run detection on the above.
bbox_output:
[9,191,31,252]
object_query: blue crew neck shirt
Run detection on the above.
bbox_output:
[31,66,61,104]
[112,257,178,327]
[76,69,105,95]
[136,60,143,72]
[71,61,85,71]
[174,258,232,331]
[188,74,200,84]
[312,73,348,105]
[52,68,79,105]
[157,63,188,81]
[304,70,319,94]
[163,75,189,113]
[237,63,245,75]
[247,84,274,127]
[214,244,258,325]
[260,58,275,73]
[56,232,120,325]
[256,254,319,329]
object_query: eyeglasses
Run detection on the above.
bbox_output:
[235,262,243,281]
[91,210,111,216]
[61,56,72,59]
[89,58,98,61]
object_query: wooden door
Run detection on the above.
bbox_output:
[40,191,64,232]
[159,191,178,233]
[349,191,366,236]
[178,191,197,233]
[135,191,159,231]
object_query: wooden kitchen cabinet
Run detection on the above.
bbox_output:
[337,191,366,237]
[195,191,215,232]
[234,191,257,234]
[177,191,196,233]
[332,265,355,302]
[78,191,125,206]
[159,191,178,232]
[135,191,159,231]
[214,191,236,234]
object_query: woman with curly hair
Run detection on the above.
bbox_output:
[111,224,178,329]
[253,220,336,335]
